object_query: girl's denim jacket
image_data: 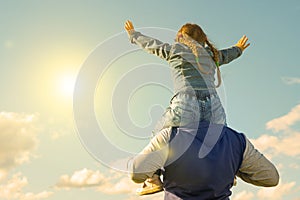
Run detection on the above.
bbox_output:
[129,31,242,95]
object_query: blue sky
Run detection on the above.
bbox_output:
[0,1,300,200]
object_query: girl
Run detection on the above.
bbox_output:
[124,20,250,195]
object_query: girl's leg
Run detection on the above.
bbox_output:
[202,94,227,125]
[153,93,200,135]
[138,94,199,195]
[197,95,228,159]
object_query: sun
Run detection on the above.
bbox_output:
[61,75,76,95]
[57,73,77,100]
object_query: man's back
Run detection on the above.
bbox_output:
[163,123,246,200]
[131,122,279,200]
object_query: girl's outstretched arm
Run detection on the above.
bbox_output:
[235,35,250,52]
[216,35,250,66]
[124,20,172,61]
[125,20,135,35]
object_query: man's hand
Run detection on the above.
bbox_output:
[235,35,250,52]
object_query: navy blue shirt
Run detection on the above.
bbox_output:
[131,122,279,200]
[163,123,246,200]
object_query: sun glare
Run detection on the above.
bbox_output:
[58,74,77,99]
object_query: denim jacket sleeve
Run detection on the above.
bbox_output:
[129,31,172,61]
[217,46,243,66]
[130,127,171,183]
[237,137,280,187]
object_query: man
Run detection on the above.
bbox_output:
[130,122,279,200]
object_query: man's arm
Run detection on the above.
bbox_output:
[237,137,279,187]
[130,127,171,183]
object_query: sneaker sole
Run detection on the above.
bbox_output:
[136,185,163,196]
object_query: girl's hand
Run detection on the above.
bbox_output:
[124,20,135,34]
[235,35,250,51]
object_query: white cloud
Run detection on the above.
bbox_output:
[250,134,278,153]
[257,181,296,200]
[251,131,300,157]
[232,181,299,200]
[0,173,52,200]
[55,168,107,189]
[254,104,300,158]
[266,104,300,132]
[97,177,136,195]
[232,191,254,200]
[56,168,139,195]
[0,112,39,179]
[282,77,300,85]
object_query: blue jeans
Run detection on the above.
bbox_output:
[153,91,226,134]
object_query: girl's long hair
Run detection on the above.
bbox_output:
[176,23,221,88]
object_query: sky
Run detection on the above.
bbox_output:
[0,0,300,199]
